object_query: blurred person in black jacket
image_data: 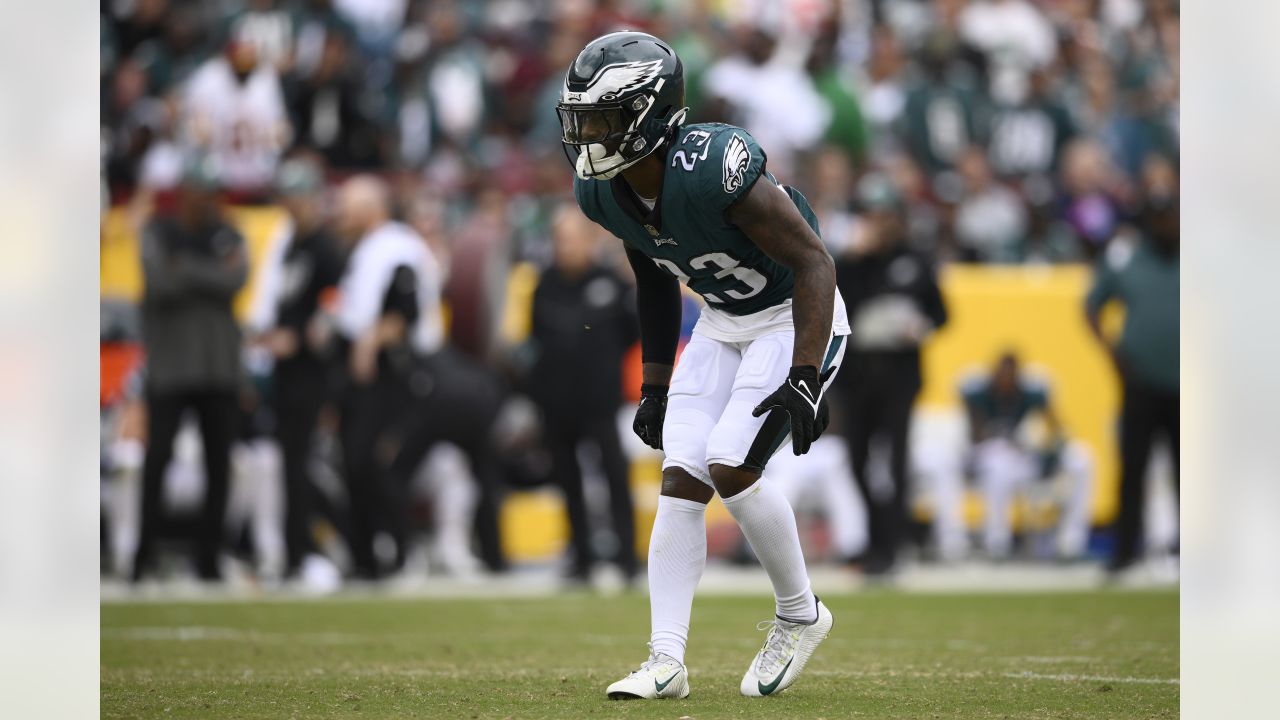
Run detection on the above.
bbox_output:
[530,205,640,583]
[133,160,248,582]
[248,156,347,579]
[833,174,948,575]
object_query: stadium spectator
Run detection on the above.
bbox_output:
[528,206,640,584]
[1058,137,1124,259]
[805,24,869,166]
[703,22,830,180]
[958,0,1056,105]
[960,353,1093,560]
[899,41,982,175]
[181,39,291,198]
[953,145,1028,262]
[284,30,382,168]
[985,69,1076,180]
[857,23,910,164]
[1085,166,1179,574]
[247,156,347,580]
[832,174,948,575]
[133,160,248,582]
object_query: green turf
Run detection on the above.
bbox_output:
[102,590,1177,719]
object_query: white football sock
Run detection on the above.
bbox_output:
[648,495,708,664]
[722,477,817,623]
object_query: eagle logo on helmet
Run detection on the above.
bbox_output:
[564,59,665,104]
[723,133,751,193]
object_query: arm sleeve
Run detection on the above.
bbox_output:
[617,273,641,351]
[625,247,681,366]
[381,264,420,324]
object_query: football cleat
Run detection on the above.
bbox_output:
[739,598,833,697]
[606,645,690,700]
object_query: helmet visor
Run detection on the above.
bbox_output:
[556,104,629,146]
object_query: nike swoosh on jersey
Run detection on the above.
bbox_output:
[757,657,793,696]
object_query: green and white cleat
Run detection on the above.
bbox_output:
[740,598,833,697]
[606,646,690,700]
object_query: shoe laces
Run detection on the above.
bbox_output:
[632,642,677,677]
[755,619,803,673]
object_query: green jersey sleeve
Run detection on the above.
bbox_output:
[688,125,768,216]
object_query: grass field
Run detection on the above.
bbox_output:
[102,590,1177,719]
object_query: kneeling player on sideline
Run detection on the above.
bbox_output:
[962,353,1093,561]
[557,32,852,699]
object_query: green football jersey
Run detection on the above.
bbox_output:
[574,123,818,316]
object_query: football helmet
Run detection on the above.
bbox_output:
[556,31,688,180]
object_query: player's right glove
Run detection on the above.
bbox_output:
[633,383,668,450]
[752,365,836,456]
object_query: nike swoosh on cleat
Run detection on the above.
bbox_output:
[757,658,793,696]
[654,671,679,693]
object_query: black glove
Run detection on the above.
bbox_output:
[752,365,834,456]
[633,383,668,450]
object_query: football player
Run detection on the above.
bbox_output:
[557,32,852,700]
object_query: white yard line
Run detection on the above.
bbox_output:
[1003,671,1179,685]
[804,668,1177,685]
[1016,655,1099,664]
[101,626,365,644]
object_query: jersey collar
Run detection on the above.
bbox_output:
[607,125,680,239]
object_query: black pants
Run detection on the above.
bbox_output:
[544,411,636,579]
[1112,381,1180,567]
[134,388,239,580]
[339,371,410,579]
[273,359,330,572]
[384,351,509,573]
[837,357,920,569]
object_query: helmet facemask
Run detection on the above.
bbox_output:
[557,92,665,180]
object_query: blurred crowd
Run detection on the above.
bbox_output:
[102,0,1179,263]
[100,0,1180,589]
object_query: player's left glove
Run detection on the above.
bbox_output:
[752,365,834,456]
[633,384,668,450]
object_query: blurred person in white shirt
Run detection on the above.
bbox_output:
[953,146,1029,262]
[330,175,444,579]
[958,0,1056,105]
[182,39,291,197]
[703,23,830,180]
